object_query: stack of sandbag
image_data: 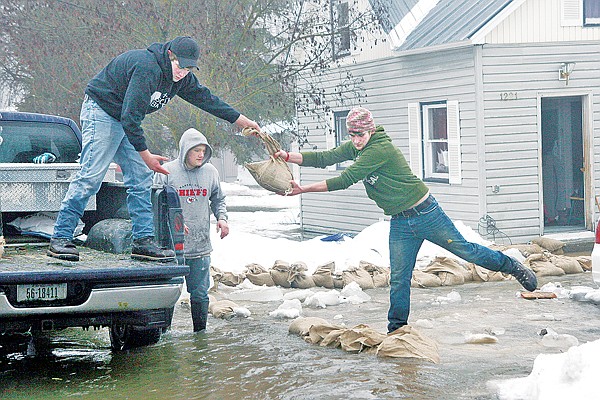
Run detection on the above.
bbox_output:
[242,127,293,194]
[288,317,439,363]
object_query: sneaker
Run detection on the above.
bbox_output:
[509,257,537,292]
[47,238,79,261]
[131,237,175,262]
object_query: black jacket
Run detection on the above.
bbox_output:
[85,39,240,151]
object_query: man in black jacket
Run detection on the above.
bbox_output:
[48,36,259,262]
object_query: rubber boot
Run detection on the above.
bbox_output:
[191,301,209,332]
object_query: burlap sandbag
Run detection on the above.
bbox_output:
[244,263,275,286]
[376,325,440,363]
[208,295,240,319]
[332,272,344,289]
[289,316,332,336]
[312,261,336,289]
[360,260,390,288]
[530,237,565,254]
[337,324,387,353]
[211,265,245,287]
[575,256,592,271]
[242,127,293,194]
[307,323,345,345]
[411,270,442,288]
[528,260,566,277]
[501,243,545,257]
[548,255,584,274]
[270,260,292,288]
[422,256,468,286]
[466,263,510,283]
[289,261,316,289]
[342,265,375,290]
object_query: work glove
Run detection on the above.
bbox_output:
[33,152,57,164]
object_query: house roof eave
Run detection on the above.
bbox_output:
[469,0,527,44]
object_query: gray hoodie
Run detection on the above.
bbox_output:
[154,128,227,258]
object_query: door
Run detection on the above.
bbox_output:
[541,96,584,228]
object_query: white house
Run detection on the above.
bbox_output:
[295,0,600,244]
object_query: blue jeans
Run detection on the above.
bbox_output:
[387,196,513,333]
[186,256,211,304]
[52,98,154,241]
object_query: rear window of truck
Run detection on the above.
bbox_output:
[0,121,80,163]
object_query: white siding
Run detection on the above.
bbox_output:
[481,41,600,241]
[483,0,600,44]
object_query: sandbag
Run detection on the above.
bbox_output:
[376,325,440,363]
[422,256,468,286]
[211,265,245,287]
[312,261,336,289]
[289,316,332,336]
[575,256,592,272]
[411,270,442,288]
[242,127,293,194]
[270,260,292,288]
[289,261,316,289]
[529,260,566,277]
[338,324,387,353]
[244,263,275,286]
[548,255,584,274]
[342,265,375,290]
[530,237,565,254]
[208,296,240,319]
[360,260,390,288]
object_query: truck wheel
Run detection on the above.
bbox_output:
[109,324,161,351]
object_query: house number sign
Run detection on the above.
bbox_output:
[500,92,517,100]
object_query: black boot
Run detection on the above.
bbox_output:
[47,238,79,261]
[191,301,209,332]
[131,236,175,262]
[508,256,538,292]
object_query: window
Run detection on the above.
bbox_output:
[330,109,352,170]
[584,0,600,25]
[423,103,449,179]
[561,0,600,26]
[331,0,351,59]
[408,101,461,184]
[0,121,80,163]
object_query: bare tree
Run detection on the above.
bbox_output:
[0,0,386,161]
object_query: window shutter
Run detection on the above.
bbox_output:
[408,103,423,178]
[447,100,461,185]
[561,0,582,26]
[326,111,336,171]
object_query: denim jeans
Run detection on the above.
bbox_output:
[387,195,513,333]
[186,256,211,304]
[52,98,154,240]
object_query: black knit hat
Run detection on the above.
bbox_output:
[169,36,200,70]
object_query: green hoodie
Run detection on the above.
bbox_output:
[300,126,429,216]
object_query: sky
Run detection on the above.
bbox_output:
[214,178,600,400]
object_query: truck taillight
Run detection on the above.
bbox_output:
[596,220,600,244]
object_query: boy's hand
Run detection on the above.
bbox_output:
[217,220,229,239]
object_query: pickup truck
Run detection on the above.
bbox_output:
[0,111,188,352]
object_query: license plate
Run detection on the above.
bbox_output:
[17,283,67,302]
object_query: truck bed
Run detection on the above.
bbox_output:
[0,245,189,284]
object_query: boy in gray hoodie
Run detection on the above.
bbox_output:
[154,128,229,332]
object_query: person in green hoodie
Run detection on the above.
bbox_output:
[275,106,538,333]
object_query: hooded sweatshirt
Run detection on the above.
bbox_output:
[154,128,227,258]
[300,126,429,216]
[85,38,241,152]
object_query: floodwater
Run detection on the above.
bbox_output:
[1,202,599,399]
[1,272,599,399]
